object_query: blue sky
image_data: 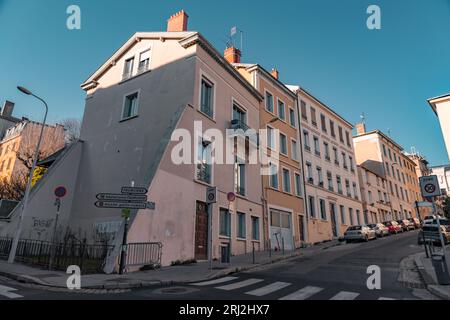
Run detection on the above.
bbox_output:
[0,0,449,166]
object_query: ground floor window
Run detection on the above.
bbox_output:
[251,216,260,241]
[237,212,246,239]
[220,208,231,237]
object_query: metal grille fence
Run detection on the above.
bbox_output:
[0,237,113,274]
[126,242,162,268]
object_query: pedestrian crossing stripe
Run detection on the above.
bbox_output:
[330,291,360,300]
[216,278,264,291]
[191,276,238,287]
[278,286,324,300]
[245,282,291,297]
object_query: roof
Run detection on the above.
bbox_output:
[287,85,354,128]
[353,130,404,151]
[81,32,263,101]
[232,63,297,100]
[428,93,450,115]
[37,147,67,168]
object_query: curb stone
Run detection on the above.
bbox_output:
[413,252,450,300]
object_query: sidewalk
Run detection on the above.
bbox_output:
[414,247,450,300]
[0,240,341,290]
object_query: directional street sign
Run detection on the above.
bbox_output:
[96,193,148,202]
[121,187,148,195]
[416,201,434,209]
[147,202,156,210]
[95,201,148,210]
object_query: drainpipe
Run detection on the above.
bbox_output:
[294,89,309,245]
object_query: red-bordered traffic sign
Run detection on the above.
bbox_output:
[54,186,67,198]
[227,192,236,202]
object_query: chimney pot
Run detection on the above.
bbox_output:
[271,68,279,80]
[356,122,366,135]
[2,100,14,118]
[167,10,189,32]
[224,46,241,64]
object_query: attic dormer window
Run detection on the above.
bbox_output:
[138,49,151,74]
[123,57,134,80]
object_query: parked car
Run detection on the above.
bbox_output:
[344,225,377,243]
[423,219,450,233]
[418,224,450,246]
[397,219,415,231]
[423,215,443,224]
[408,218,421,229]
[383,221,403,234]
[367,223,390,237]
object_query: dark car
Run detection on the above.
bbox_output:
[418,224,450,246]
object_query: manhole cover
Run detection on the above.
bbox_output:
[153,286,199,295]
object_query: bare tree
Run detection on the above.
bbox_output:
[0,172,27,201]
[15,122,66,172]
[61,118,81,145]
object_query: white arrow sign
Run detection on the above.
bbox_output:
[0,285,23,299]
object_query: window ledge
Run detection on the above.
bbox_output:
[120,115,139,123]
[197,109,216,122]
[119,69,152,85]
[194,179,213,187]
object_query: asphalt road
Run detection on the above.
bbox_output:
[0,230,439,300]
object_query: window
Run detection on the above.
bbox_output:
[349,208,354,226]
[196,139,212,184]
[353,182,358,199]
[291,140,299,161]
[349,156,354,172]
[337,175,343,194]
[385,162,390,176]
[324,142,330,161]
[123,57,134,79]
[294,173,302,196]
[237,212,246,239]
[327,171,333,191]
[314,136,320,156]
[220,209,231,237]
[282,168,291,193]
[340,205,346,225]
[317,167,323,186]
[345,131,351,147]
[300,100,307,120]
[138,49,151,73]
[320,199,327,220]
[338,126,344,143]
[122,92,139,119]
[251,217,260,240]
[333,147,339,165]
[303,130,310,151]
[235,161,246,196]
[200,77,214,118]
[266,92,274,113]
[368,191,373,204]
[382,144,387,157]
[388,149,392,161]
[278,100,286,120]
[289,108,296,127]
[280,133,288,155]
[342,152,348,169]
[356,210,361,225]
[310,107,317,126]
[232,104,247,126]
[270,164,279,189]
[345,179,351,197]
[267,127,275,149]
[308,196,316,218]
[321,114,327,132]
[330,120,336,138]
[306,162,313,183]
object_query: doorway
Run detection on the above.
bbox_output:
[330,203,338,238]
[194,201,208,261]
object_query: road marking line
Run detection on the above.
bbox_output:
[245,282,291,297]
[330,291,360,300]
[191,276,238,286]
[278,286,323,300]
[0,285,23,299]
[216,278,264,291]
[378,297,396,300]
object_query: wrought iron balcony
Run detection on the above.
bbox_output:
[230,119,250,132]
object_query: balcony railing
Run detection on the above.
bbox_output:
[122,72,132,81]
[230,119,250,132]
[196,164,211,184]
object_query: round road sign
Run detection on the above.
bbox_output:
[54,186,67,198]
[424,184,436,194]
[227,192,236,202]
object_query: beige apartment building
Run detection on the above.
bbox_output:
[353,123,421,221]
[233,61,305,250]
[288,87,363,244]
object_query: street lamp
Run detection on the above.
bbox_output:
[8,86,49,263]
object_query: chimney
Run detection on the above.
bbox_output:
[224,46,241,64]
[2,100,14,117]
[167,10,189,32]
[271,68,279,80]
[356,122,366,135]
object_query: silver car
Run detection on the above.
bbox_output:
[367,223,390,237]
[344,225,377,243]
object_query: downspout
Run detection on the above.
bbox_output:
[294,89,310,245]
